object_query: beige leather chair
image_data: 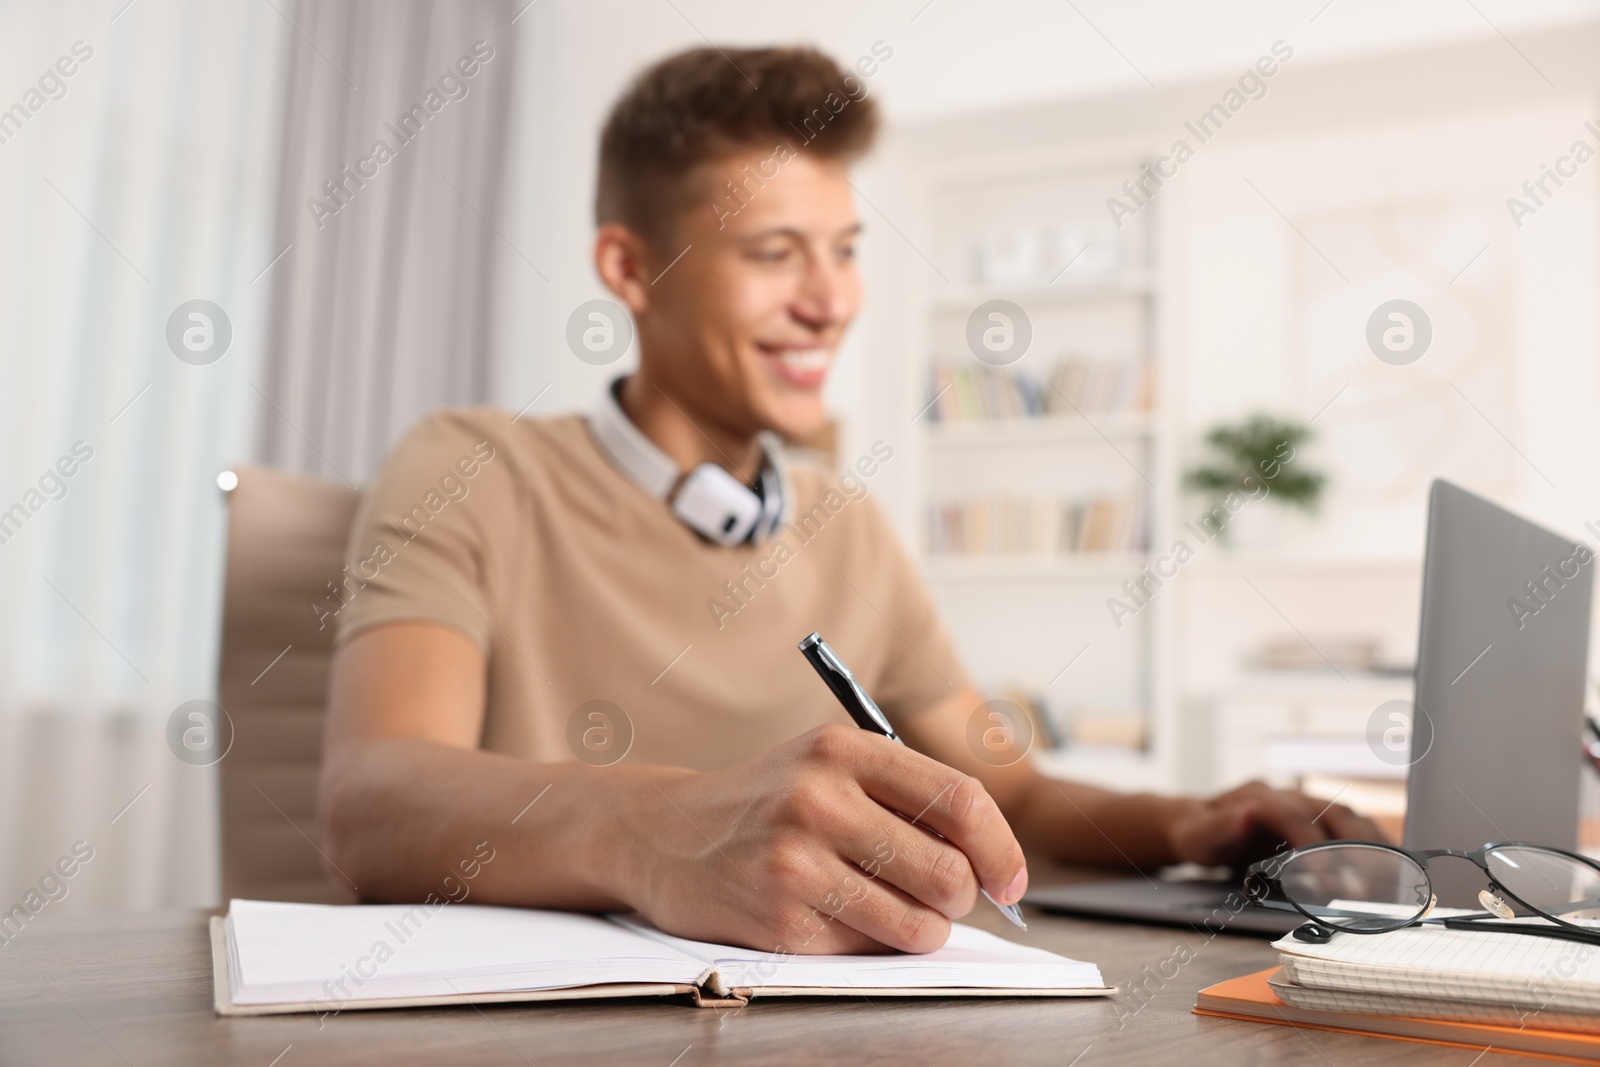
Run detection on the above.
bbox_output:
[217,465,361,904]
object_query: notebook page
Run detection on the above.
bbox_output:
[610,915,1105,991]
[1273,922,1600,1013]
[227,900,709,1006]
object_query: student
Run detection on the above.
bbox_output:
[318,45,1378,955]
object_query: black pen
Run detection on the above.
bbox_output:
[798,632,1028,930]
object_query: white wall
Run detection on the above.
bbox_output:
[1162,84,1600,713]
[1173,99,1600,557]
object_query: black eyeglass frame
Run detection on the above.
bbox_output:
[1243,839,1600,946]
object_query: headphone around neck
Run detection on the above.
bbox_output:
[587,379,789,547]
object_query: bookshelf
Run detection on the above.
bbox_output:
[888,143,1180,792]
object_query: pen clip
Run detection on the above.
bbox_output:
[816,644,897,736]
[799,633,901,742]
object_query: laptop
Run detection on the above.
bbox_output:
[1024,479,1594,934]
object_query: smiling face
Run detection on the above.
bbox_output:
[633,148,862,445]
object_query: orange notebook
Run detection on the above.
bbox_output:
[1194,968,1600,1064]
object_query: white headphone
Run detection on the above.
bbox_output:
[587,379,789,547]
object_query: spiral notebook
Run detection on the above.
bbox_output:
[211,899,1111,1016]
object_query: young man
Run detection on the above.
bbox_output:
[318,45,1376,955]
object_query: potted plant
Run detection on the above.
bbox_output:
[1183,414,1326,547]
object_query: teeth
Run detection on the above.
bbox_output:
[774,348,829,373]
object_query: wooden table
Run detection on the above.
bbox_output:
[0,872,1534,1066]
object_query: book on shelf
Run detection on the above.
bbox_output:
[927,493,1148,556]
[1066,709,1148,749]
[926,358,1153,424]
[984,687,1063,750]
[1252,635,1385,672]
[963,696,1146,753]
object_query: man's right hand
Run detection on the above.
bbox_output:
[610,723,1029,955]
[323,625,1023,956]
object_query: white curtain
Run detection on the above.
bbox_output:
[0,1,288,912]
[255,0,516,484]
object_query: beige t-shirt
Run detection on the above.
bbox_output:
[331,407,970,771]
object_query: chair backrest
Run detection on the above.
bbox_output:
[217,465,362,904]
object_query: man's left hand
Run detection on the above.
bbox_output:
[1165,780,1388,868]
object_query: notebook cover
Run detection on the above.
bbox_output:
[1194,967,1600,1064]
[735,985,1115,1000]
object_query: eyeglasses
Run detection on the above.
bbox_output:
[1243,840,1600,946]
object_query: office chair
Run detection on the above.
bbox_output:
[216,466,361,904]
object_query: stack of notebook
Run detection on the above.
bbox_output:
[1196,922,1600,1059]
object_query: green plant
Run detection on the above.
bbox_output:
[1184,413,1326,514]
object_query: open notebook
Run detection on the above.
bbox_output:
[212,899,1111,1015]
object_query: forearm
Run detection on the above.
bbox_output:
[1005,774,1192,870]
[895,686,1193,871]
[317,736,690,910]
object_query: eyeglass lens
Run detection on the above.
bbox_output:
[1276,844,1432,930]
[1484,846,1600,924]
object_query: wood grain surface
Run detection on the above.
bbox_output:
[0,864,1537,1066]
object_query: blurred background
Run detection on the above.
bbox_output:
[4,0,1600,913]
